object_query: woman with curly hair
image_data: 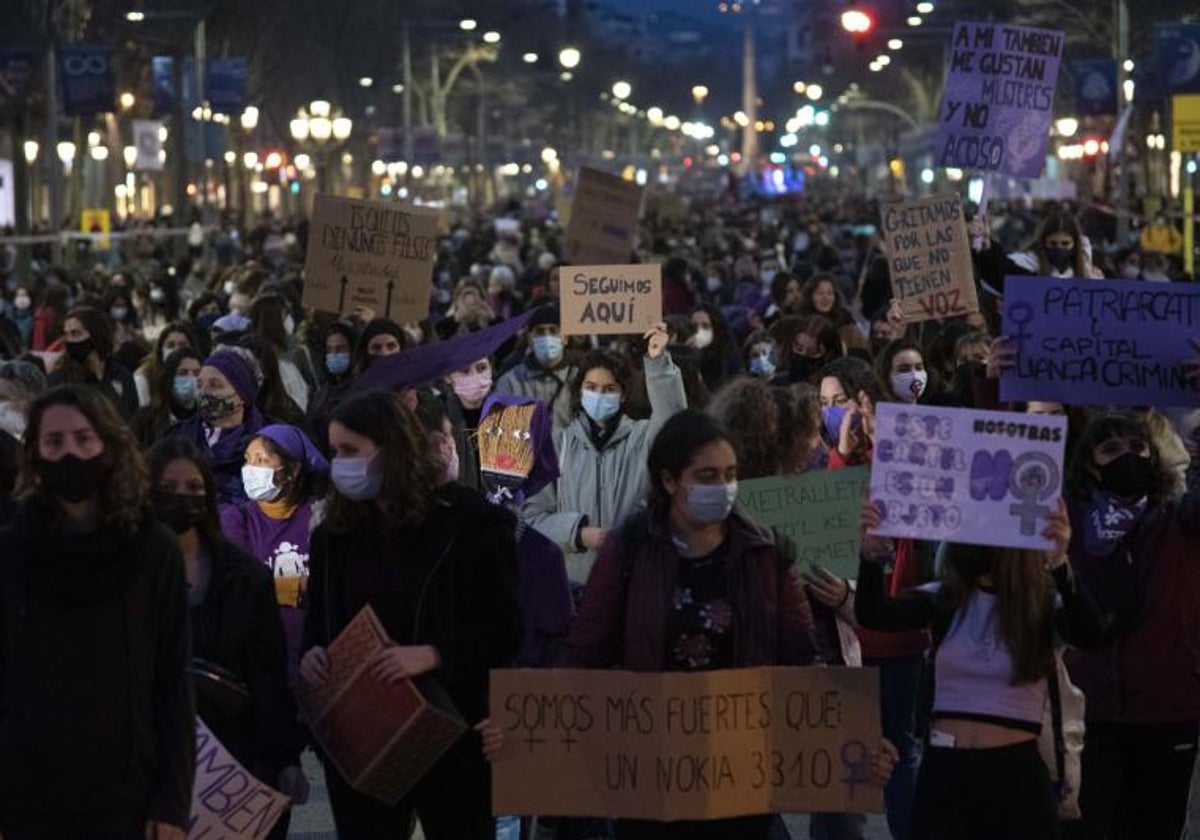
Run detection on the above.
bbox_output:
[0,385,194,837]
[299,390,521,838]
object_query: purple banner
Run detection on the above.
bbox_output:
[1000,275,1200,407]
[936,21,1064,178]
[353,310,533,394]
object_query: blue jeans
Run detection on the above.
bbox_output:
[864,653,924,840]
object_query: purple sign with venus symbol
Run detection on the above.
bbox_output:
[868,404,1067,551]
[936,21,1064,178]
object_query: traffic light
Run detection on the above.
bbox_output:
[840,6,875,50]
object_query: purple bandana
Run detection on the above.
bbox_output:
[1081,489,1148,557]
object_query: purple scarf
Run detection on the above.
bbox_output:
[1081,489,1148,557]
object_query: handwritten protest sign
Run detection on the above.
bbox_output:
[869,403,1067,551]
[1000,275,1200,407]
[189,719,289,839]
[937,21,1064,178]
[296,606,466,805]
[564,167,644,264]
[878,194,980,323]
[560,264,662,336]
[302,194,438,324]
[491,667,882,820]
[738,468,869,580]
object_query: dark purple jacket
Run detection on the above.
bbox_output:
[1065,473,1200,724]
[559,509,818,671]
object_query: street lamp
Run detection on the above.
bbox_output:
[916,2,934,13]
[523,52,538,64]
[290,100,353,192]
[558,46,581,69]
[240,106,259,132]
[124,146,137,167]
[23,141,38,164]
[459,18,477,31]
[612,80,632,100]
[806,84,823,100]
[483,31,501,44]
[888,38,903,50]
[1054,117,1079,137]
[841,9,872,33]
[119,91,135,111]
[359,76,373,88]
[691,85,709,105]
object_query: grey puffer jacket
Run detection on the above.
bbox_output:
[521,351,687,583]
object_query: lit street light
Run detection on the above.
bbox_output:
[558,46,581,69]
[119,91,135,110]
[459,18,477,31]
[483,31,501,44]
[841,9,872,33]
[806,84,823,101]
[612,80,632,100]
[523,52,538,63]
[916,2,934,13]
[359,76,373,87]
[290,100,353,193]
[23,140,38,163]
[888,38,903,50]
[691,84,709,104]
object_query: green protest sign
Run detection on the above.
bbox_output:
[737,467,870,580]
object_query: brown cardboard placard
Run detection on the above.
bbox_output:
[564,167,643,265]
[879,193,980,324]
[490,667,883,820]
[559,264,662,336]
[297,606,466,805]
[302,194,439,324]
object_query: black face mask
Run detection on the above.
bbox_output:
[1045,246,1073,273]
[66,337,95,363]
[1099,452,1154,499]
[37,452,106,503]
[154,492,208,534]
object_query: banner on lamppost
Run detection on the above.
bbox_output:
[58,45,114,116]
[151,56,247,116]
[133,119,165,172]
[1154,24,1200,95]
[1072,59,1117,117]
[0,46,39,102]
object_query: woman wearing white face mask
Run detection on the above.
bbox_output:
[876,339,931,406]
[559,409,895,839]
[443,356,494,491]
[522,323,687,584]
[223,423,329,683]
[689,305,742,392]
[301,390,520,838]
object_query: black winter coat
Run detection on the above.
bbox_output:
[190,538,306,783]
[303,483,521,722]
[0,497,195,835]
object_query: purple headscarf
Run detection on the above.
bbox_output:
[203,350,259,407]
[256,424,330,475]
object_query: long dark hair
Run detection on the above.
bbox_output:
[1027,203,1089,277]
[250,294,291,353]
[874,339,930,403]
[326,390,443,533]
[150,346,203,417]
[146,437,221,544]
[647,409,738,518]
[939,543,1053,685]
[58,306,115,373]
[17,384,148,532]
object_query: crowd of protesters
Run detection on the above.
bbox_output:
[0,183,1197,840]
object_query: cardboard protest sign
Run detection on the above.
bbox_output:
[189,719,289,839]
[296,606,466,805]
[564,167,644,265]
[937,21,1064,178]
[560,264,662,336]
[302,194,438,324]
[869,403,1067,551]
[878,194,980,323]
[491,667,882,820]
[738,468,870,580]
[1000,275,1200,407]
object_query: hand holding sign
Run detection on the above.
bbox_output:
[986,336,1017,380]
[1040,499,1071,571]
[860,500,894,561]
[645,322,669,359]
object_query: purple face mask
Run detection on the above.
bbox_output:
[822,405,850,444]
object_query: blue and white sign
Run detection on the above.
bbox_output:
[58,45,114,116]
